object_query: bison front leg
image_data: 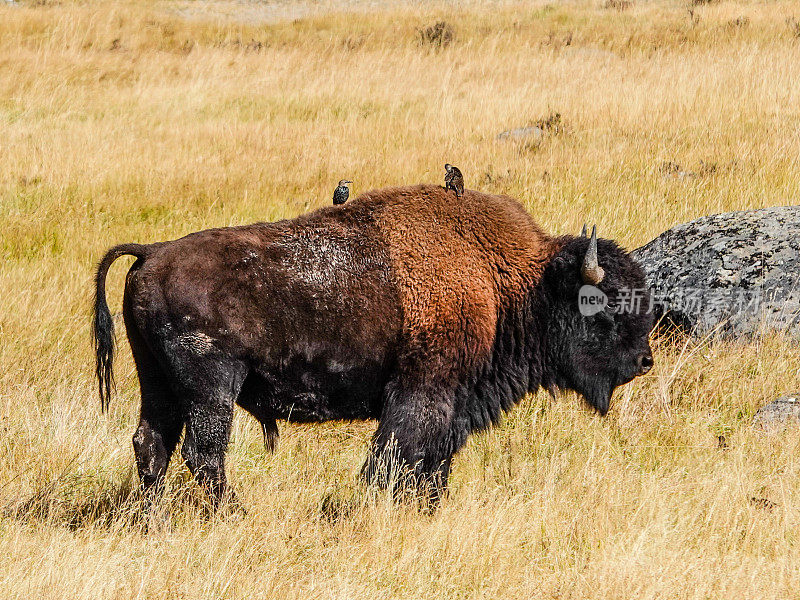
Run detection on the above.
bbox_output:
[362,380,462,506]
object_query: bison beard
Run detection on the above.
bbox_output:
[93,185,653,507]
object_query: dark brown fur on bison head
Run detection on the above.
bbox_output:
[541,235,653,415]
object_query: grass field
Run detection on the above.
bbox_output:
[2,0,800,597]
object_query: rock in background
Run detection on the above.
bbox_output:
[632,206,800,338]
[496,126,543,145]
[753,394,800,431]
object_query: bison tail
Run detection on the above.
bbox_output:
[93,243,149,412]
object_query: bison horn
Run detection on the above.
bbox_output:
[581,225,605,285]
[580,224,588,238]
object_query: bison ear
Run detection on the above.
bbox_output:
[581,225,605,285]
[546,252,580,297]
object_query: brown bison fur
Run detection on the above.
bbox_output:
[93,184,654,505]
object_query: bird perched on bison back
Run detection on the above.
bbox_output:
[92,184,654,509]
[444,163,464,197]
[333,179,351,205]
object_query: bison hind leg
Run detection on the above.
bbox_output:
[175,358,248,506]
[126,308,184,499]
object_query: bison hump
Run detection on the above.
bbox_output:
[364,185,555,375]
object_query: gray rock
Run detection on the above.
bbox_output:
[753,394,800,431]
[496,126,544,145]
[632,206,800,338]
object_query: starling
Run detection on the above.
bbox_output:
[333,179,352,205]
[444,164,464,198]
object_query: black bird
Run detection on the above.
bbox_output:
[333,179,352,205]
[444,164,464,198]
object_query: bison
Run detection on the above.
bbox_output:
[93,185,653,505]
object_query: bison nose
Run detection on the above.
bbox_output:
[637,352,654,375]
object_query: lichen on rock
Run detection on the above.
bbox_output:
[632,206,800,339]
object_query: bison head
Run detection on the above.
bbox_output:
[541,226,654,415]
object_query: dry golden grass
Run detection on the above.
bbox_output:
[2,0,800,597]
